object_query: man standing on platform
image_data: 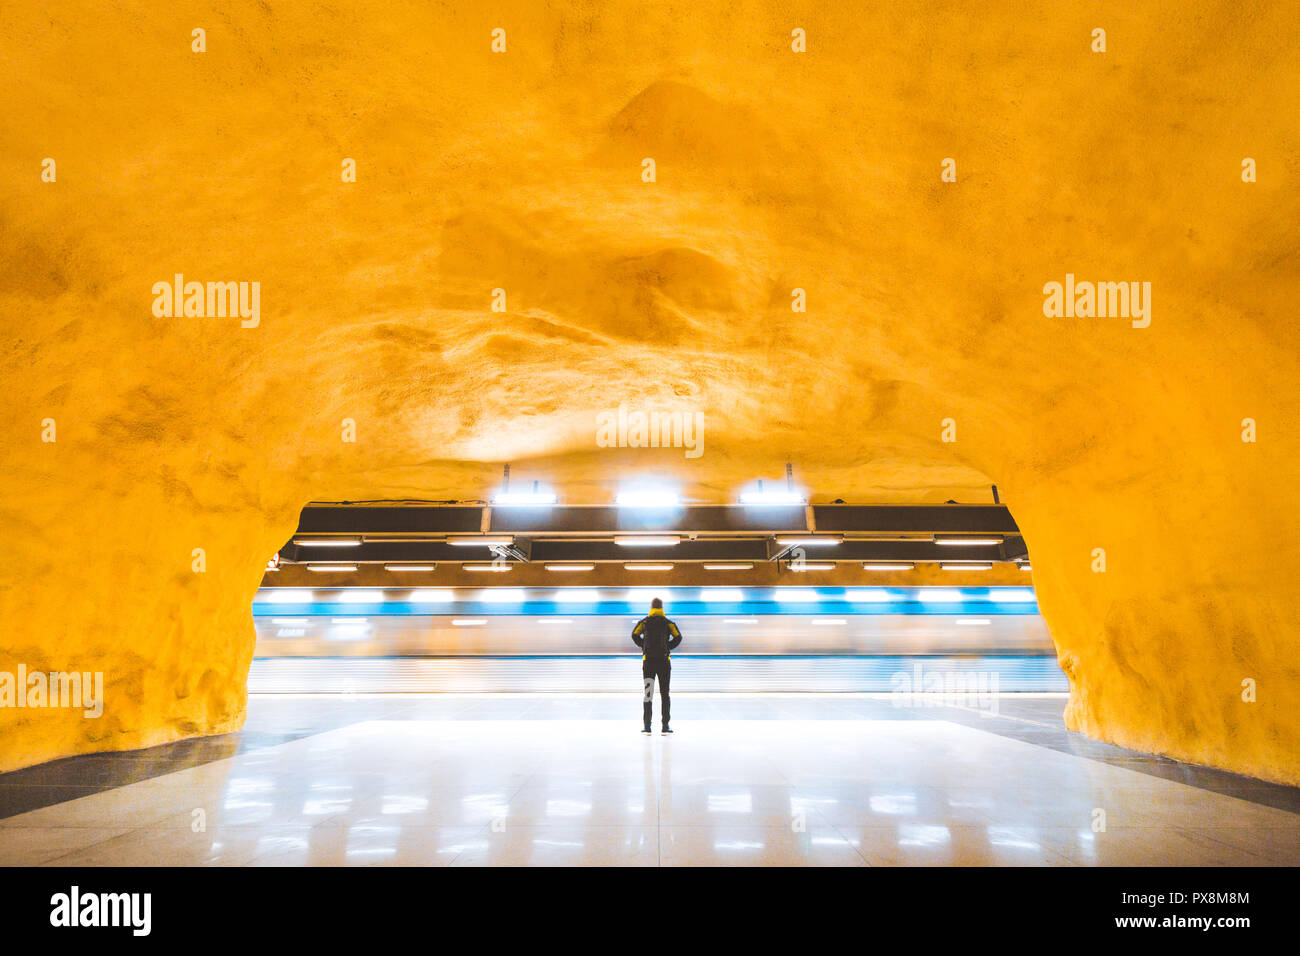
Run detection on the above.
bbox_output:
[631,597,682,735]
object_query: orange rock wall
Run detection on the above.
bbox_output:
[0,1,1297,780]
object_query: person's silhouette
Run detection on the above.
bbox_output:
[631,597,682,735]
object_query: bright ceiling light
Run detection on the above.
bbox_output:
[262,590,314,603]
[790,562,835,571]
[293,537,362,547]
[307,564,357,572]
[934,536,1003,546]
[845,589,893,602]
[615,490,680,508]
[739,489,805,506]
[614,535,679,547]
[863,562,914,571]
[463,563,512,572]
[385,564,435,572]
[624,563,674,571]
[776,536,841,547]
[703,563,753,571]
[492,491,557,507]
[448,536,514,547]
[553,589,602,603]
[334,590,385,602]
[545,563,594,572]
[940,562,993,571]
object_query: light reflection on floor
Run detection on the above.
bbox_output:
[0,695,1297,866]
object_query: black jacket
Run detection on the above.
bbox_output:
[632,611,682,661]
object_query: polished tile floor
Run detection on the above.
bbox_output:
[1,694,1297,866]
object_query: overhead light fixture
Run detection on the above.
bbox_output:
[307,564,357,572]
[492,491,557,507]
[294,537,362,548]
[775,536,841,547]
[615,490,680,508]
[742,467,805,507]
[739,489,805,506]
[624,563,673,571]
[613,535,680,547]
[448,536,514,547]
[863,562,914,571]
[545,563,595,572]
[463,563,512,572]
[790,562,835,571]
[703,563,753,571]
[934,536,1003,546]
[940,562,993,571]
[385,564,435,572]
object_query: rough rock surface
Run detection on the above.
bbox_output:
[0,2,1297,780]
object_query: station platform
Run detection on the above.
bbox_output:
[1,694,1297,866]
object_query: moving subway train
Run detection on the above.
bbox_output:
[250,585,1067,693]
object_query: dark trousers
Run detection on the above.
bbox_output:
[642,658,671,728]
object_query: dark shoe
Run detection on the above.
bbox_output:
[661,726,673,735]
[642,727,652,735]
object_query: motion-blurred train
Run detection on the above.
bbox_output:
[249,585,1066,693]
